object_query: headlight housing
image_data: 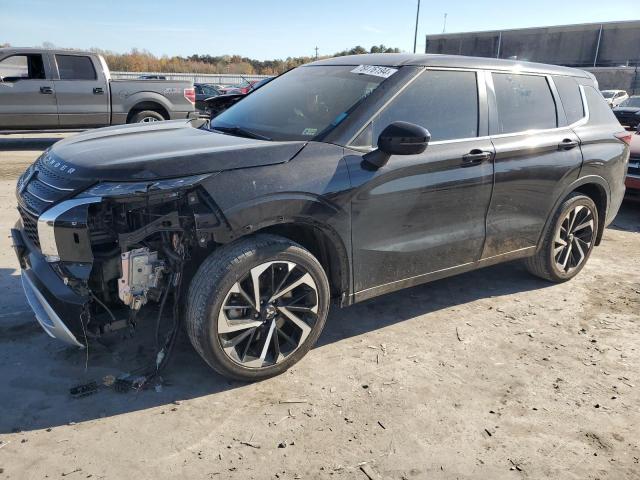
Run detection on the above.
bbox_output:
[77,173,211,198]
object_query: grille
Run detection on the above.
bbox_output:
[19,206,40,248]
[615,112,639,126]
[629,155,640,176]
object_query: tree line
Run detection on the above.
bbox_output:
[0,42,401,75]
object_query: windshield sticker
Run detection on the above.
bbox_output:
[302,128,318,136]
[351,65,398,78]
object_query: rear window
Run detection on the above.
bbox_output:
[553,76,585,125]
[584,87,620,125]
[55,55,97,80]
[492,73,557,134]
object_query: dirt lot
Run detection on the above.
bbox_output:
[0,133,638,480]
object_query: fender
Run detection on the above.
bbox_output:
[118,91,175,118]
[535,174,611,251]
[208,192,353,303]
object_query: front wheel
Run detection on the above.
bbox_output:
[525,193,598,282]
[185,235,330,381]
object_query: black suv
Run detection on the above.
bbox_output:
[12,54,629,381]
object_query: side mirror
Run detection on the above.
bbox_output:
[363,121,430,169]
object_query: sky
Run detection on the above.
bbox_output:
[0,0,635,60]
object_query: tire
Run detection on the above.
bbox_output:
[185,234,330,381]
[525,193,598,283]
[130,110,165,123]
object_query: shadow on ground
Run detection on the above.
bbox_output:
[0,200,636,433]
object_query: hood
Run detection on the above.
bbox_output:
[48,120,306,182]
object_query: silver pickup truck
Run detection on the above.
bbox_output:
[0,48,196,129]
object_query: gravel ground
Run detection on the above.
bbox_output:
[0,134,638,480]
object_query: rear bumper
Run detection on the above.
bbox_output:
[11,226,88,347]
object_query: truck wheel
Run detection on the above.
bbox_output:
[186,234,330,381]
[130,110,165,123]
[525,193,598,283]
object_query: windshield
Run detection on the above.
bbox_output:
[601,91,615,98]
[620,97,640,108]
[209,65,391,141]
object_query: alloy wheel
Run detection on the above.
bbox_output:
[553,205,595,273]
[140,116,158,123]
[217,261,319,368]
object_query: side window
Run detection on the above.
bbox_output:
[553,76,585,125]
[370,69,478,144]
[0,54,45,81]
[492,73,557,134]
[55,55,97,80]
[583,86,619,125]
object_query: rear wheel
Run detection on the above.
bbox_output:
[130,110,165,123]
[186,235,330,381]
[525,193,598,282]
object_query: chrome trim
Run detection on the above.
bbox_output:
[27,190,54,203]
[21,271,84,348]
[37,196,102,262]
[36,177,75,192]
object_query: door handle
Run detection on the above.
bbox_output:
[39,86,53,94]
[93,87,104,94]
[462,149,492,167]
[558,138,579,150]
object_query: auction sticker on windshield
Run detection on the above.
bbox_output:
[351,65,398,78]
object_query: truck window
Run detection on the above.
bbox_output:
[372,69,479,143]
[553,76,585,125]
[0,54,46,82]
[55,55,97,80]
[492,73,557,134]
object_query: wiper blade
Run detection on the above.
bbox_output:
[211,125,272,141]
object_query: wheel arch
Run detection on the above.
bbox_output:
[123,92,172,122]
[538,175,610,250]
[251,221,351,303]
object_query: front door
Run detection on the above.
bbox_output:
[346,68,494,300]
[0,53,58,128]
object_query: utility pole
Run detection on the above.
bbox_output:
[413,0,421,54]
[442,13,448,33]
[314,46,319,60]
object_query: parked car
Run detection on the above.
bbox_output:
[138,74,167,80]
[194,83,222,113]
[203,77,273,118]
[218,79,260,95]
[613,96,640,129]
[627,128,640,196]
[601,89,629,107]
[0,48,196,129]
[12,54,628,382]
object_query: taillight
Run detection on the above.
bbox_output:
[184,87,195,104]
[614,131,633,146]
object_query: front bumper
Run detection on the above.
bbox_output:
[11,226,88,347]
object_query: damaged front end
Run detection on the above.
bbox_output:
[13,163,221,352]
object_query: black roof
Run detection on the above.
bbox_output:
[307,53,590,78]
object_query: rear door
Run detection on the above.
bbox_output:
[347,68,494,299]
[0,52,58,128]
[483,72,583,258]
[52,53,109,127]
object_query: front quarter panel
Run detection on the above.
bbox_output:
[201,141,353,274]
